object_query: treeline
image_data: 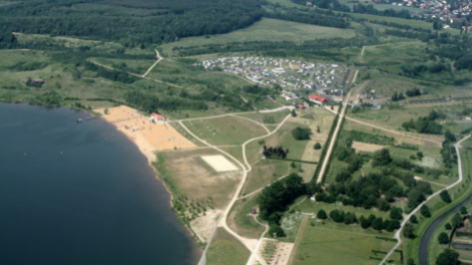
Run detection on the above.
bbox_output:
[173,36,381,57]
[0,0,263,45]
[291,0,412,19]
[264,10,349,29]
[258,173,307,237]
[441,130,457,168]
[402,109,444,134]
[317,209,401,231]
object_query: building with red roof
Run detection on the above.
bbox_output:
[309,95,329,105]
[150,113,165,122]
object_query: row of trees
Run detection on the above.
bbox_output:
[263,146,289,159]
[316,209,401,231]
[264,10,350,29]
[402,110,445,134]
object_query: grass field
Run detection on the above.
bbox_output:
[207,228,251,265]
[91,57,155,75]
[228,195,266,239]
[183,115,267,146]
[236,110,291,125]
[293,221,401,265]
[243,159,290,195]
[159,18,357,56]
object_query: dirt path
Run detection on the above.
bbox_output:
[345,116,443,146]
[379,135,471,264]
[316,72,355,183]
[178,111,292,265]
[87,59,181,88]
[142,49,163,77]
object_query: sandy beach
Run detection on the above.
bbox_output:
[95,105,196,162]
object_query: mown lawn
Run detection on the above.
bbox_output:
[293,222,401,265]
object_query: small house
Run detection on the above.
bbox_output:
[251,209,257,215]
[150,113,165,122]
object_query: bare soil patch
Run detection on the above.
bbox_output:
[352,141,385,153]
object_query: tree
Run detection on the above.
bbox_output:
[403,223,415,238]
[417,151,424,160]
[421,205,431,218]
[438,232,449,245]
[452,213,463,228]
[292,127,311,140]
[407,258,415,265]
[269,224,286,238]
[372,217,384,230]
[372,148,392,166]
[440,190,452,203]
[291,109,297,117]
[410,214,418,224]
[314,142,322,150]
[445,223,452,230]
[390,207,403,220]
[460,206,468,215]
[435,249,460,265]
[317,209,327,219]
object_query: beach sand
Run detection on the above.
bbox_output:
[95,105,196,162]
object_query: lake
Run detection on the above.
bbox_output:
[0,103,197,265]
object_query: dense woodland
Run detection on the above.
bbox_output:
[0,0,263,45]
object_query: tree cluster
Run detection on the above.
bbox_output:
[402,110,444,134]
[292,127,312,140]
[263,146,289,159]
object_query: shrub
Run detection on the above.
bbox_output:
[390,207,403,220]
[292,127,311,140]
[445,223,452,230]
[314,142,322,150]
[410,215,418,224]
[372,149,392,166]
[440,190,452,203]
[421,205,431,218]
[317,209,327,219]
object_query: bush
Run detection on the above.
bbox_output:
[292,127,311,140]
[445,223,452,230]
[372,149,392,166]
[410,215,418,224]
[269,224,286,238]
[314,142,322,150]
[390,207,403,220]
[317,209,327,219]
[403,223,414,238]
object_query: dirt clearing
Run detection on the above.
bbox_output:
[352,141,385,153]
[201,155,239,172]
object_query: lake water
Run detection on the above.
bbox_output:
[0,103,197,265]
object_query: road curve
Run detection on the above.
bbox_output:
[379,135,471,264]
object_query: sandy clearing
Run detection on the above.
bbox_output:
[95,105,196,162]
[254,239,294,265]
[191,209,223,242]
[201,155,239,172]
[352,141,385,153]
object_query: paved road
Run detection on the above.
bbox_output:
[316,70,357,183]
[379,135,471,264]
[142,49,163,77]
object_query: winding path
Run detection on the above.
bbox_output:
[179,113,292,265]
[379,135,471,264]
[142,49,163,77]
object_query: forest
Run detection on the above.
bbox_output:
[0,0,264,45]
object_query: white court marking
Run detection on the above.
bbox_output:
[201,155,239,172]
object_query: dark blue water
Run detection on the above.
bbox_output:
[0,103,197,265]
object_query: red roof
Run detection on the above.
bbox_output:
[151,113,163,119]
[309,95,328,103]
[299,104,305,109]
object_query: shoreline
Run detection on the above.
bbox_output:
[93,106,205,248]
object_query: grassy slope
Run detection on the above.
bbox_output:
[207,228,251,265]
[160,18,357,56]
